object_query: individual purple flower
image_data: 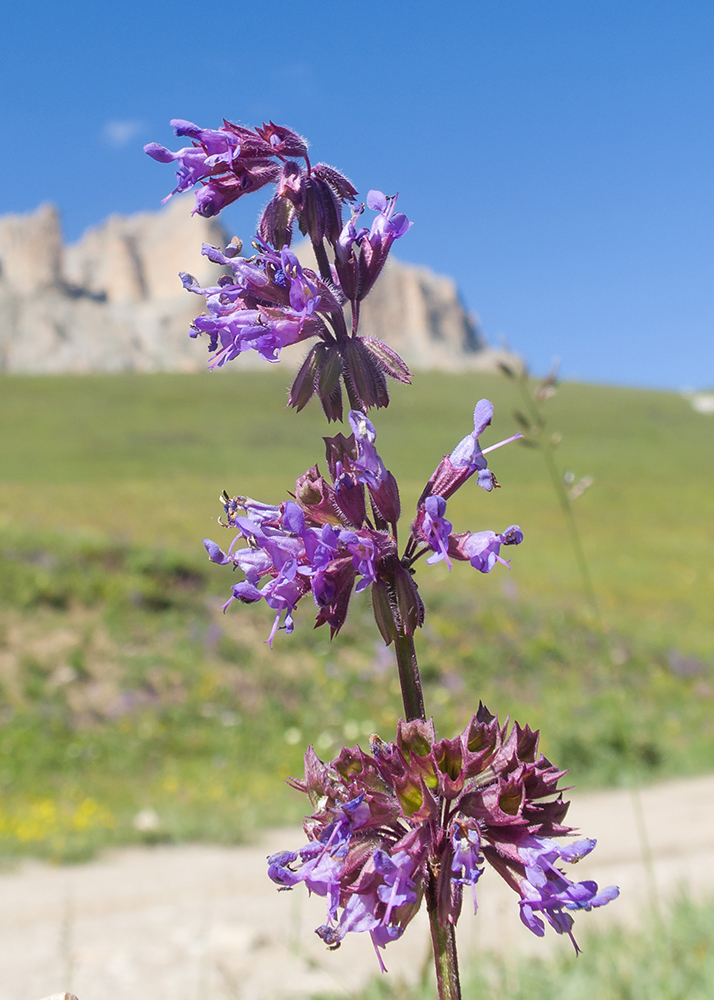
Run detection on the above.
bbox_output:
[143,142,216,200]
[192,172,273,218]
[347,410,401,526]
[451,825,483,913]
[366,190,412,243]
[171,119,245,158]
[420,399,523,504]
[420,495,453,568]
[348,410,386,487]
[448,525,524,573]
[269,710,618,968]
[450,399,494,472]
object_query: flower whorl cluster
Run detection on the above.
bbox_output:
[204,401,523,644]
[268,709,618,968]
[146,120,413,420]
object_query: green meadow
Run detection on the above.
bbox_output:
[0,369,712,859]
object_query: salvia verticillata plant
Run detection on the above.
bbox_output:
[147,118,618,1000]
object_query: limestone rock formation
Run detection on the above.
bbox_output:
[0,197,226,374]
[293,241,502,371]
[0,198,517,375]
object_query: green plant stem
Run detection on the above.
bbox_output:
[517,379,603,629]
[393,631,426,722]
[426,868,462,1000]
[541,442,603,627]
[392,629,461,997]
[391,620,460,995]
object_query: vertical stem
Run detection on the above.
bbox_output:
[541,442,603,628]
[426,870,462,1000]
[387,591,460,997]
[517,380,604,630]
[394,631,426,722]
[630,783,661,922]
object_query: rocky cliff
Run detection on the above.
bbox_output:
[0,198,516,375]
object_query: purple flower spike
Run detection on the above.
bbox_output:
[420,399,522,505]
[421,495,453,568]
[210,403,520,641]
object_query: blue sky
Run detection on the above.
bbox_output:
[2,1,713,389]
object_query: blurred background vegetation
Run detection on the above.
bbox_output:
[0,369,712,861]
[314,896,714,1000]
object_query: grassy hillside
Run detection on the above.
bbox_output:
[1,370,712,646]
[0,370,712,859]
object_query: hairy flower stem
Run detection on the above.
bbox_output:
[393,625,461,997]
[393,632,426,722]
[426,869,462,1000]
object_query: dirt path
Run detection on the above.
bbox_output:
[5,772,714,1000]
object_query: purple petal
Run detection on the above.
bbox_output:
[477,469,496,491]
[389,213,411,237]
[283,501,306,535]
[519,902,546,936]
[500,525,523,546]
[231,581,263,603]
[366,190,388,212]
[144,142,177,163]
[203,539,231,565]
[473,399,494,437]
[558,838,596,863]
